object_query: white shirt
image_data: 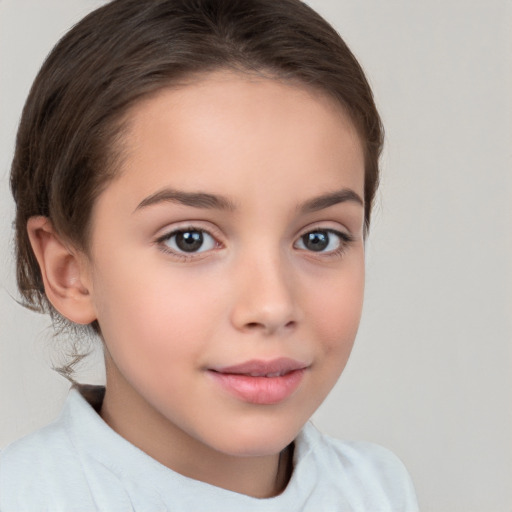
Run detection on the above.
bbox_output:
[0,386,419,511]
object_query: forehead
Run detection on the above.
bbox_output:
[103,71,365,211]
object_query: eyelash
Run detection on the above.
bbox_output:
[156,226,221,262]
[294,228,355,259]
[155,226,354,261]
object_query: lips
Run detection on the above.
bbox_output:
[208,358,308,405]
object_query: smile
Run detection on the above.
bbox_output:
[208,358,308,405]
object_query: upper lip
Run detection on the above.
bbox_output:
[210,358,308,377]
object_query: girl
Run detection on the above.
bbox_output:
[0,0,419,510]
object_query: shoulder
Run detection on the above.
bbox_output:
[0,394,97,511]
[1,413,71,465]
[296,423,419,511]
[1,422,81,503]
[326,435,411,479]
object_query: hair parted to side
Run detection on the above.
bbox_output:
[11,0,383,326]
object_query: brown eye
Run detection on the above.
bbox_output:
[295,228,351,254]
[175,231,204,252]
[162,229,216,254]
[301,231,329,252]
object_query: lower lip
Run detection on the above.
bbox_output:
[208,369,306,405]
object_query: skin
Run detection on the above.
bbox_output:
[29,71,366,498]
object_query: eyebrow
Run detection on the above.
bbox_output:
[298,188,364,213]
[134,188,236,212]
[134,186,363,214]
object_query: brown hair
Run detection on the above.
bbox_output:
[11,0,383,326]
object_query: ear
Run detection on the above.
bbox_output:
[27,216,97,325]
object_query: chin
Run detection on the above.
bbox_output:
[201,412,306,458]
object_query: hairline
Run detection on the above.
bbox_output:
[78,66,368,253]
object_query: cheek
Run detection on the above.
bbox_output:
[91,261,223,363]
[294,258,365,417]
[304,258,365,358]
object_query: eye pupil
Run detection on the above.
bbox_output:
[176,231,203,252]
[303,231,329,251]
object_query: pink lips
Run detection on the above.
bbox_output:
[208,358,307,405]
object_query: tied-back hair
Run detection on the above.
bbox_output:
[10,0,383,379]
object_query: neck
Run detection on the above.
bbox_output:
[99,353,293,498]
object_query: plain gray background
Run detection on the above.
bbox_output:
[1,1,511,511]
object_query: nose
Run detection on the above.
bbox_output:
[230,251,299,336]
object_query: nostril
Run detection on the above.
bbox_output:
[244,320,296,332]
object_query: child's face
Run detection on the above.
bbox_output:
[83,72,365,457]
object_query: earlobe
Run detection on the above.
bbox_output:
[27,216,97,325]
